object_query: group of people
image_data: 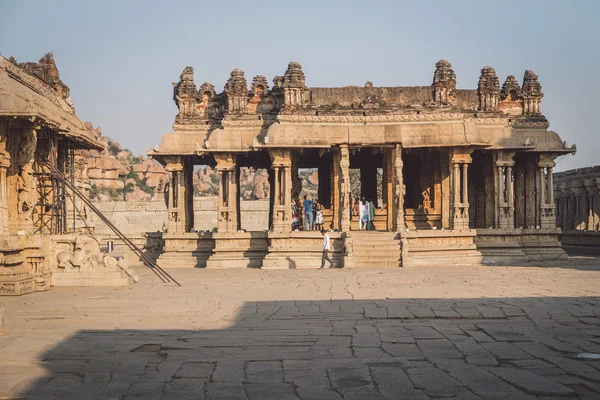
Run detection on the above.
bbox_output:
[289,193,377,269]
[291,194,376,232]
[352,197,376,230]
[291,195,325,231]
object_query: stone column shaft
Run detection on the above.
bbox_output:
[462,163,468,205]
[393,144,405,231]
[340,145,350,232]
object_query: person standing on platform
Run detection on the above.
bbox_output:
[303,195,314,231]
[368,199,376,230]
[314,200,324,231]
[359,197,368,230]
[320,228,336,269]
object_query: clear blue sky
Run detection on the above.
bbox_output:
[1,0,598,171]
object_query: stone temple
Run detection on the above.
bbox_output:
[0,54,134,295]
[149,60,576,269]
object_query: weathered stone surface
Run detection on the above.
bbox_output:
[1,265,600,399]
[486,367,575,396]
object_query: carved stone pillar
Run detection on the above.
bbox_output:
[392,144,405,231]
[538,154,557,229]
[440,150,451,229]
[339,145,350,232]
[164,156,185,233]
[559,183,572,230]
[583,178,598,231]
[215,153,238,233]
[569,180,585,231]
[269,149,292,233]
[495,151,516,229]
[0,145,10,235]
[451,150,472,230]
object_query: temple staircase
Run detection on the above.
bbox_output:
[350,231,401,268]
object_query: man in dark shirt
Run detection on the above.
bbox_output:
[303,195,314,231]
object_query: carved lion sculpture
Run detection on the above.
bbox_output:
[57,236,100,269]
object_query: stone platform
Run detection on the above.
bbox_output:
[157,229,566,269]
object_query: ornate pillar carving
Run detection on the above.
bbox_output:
[393,144,405,231]
[495,151,516,229]
[164,156,186,233]
[451,149,472,230]
[569,180,585,231]
[441,150,451,229]
[339,145,350,232]
[583,178,598,231]
[538,153,557,229]
[559,182,572,230]
[0,133,11,235]
[269,149,292,233]
[215,153,238,233]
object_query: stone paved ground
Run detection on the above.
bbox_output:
[1,257,600,399]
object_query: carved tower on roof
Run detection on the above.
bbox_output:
[224,68,248,113]
[477,66,500,112]
[173,66,198,122]
[432,59,457,105]
[282,62,306,107]
[522,70,543,116]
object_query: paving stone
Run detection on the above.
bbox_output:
[162,378,205,400]
[380,342,424,358]
[212,361,245,382]
[205,382,247,400]
[481,342,532,360]
[417,339,463,359]
[406,366,465,396]
[486,367,575,396]
[351,334,381,347]
[246,361,283,383]
[327,367,373,391]
[369,366,428,399]
[175,362,215,379]
[244,383,299,400]
[296,389,343,400]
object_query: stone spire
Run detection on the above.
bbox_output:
[522,70,543,115]
[477,66,500,111]
[224,68,248,113]
[500,75,522,101]
[173,66,198,121]
[282,61,306,107]
[251,75,269,96]
[197,82,216,117]
[432,59,456,105]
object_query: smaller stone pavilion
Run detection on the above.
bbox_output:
[149,60,576,269]
[0,53,131,295]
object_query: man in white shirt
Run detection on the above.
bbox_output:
[320,229,336,269]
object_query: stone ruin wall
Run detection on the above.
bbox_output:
[89,197,270,237]
[554,165,600,253]
[308,86,478,109]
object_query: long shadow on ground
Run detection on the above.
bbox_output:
[13,297,600,399]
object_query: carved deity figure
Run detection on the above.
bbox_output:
[19,130,37,159]
[17,162,38,220]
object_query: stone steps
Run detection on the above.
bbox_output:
[350,232,401,268]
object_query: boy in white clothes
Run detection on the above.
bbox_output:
[320,229,336,269]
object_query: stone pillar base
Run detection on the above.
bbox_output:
[205,233,268,269]
[540,215,556,230]
[498,216,514,230]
